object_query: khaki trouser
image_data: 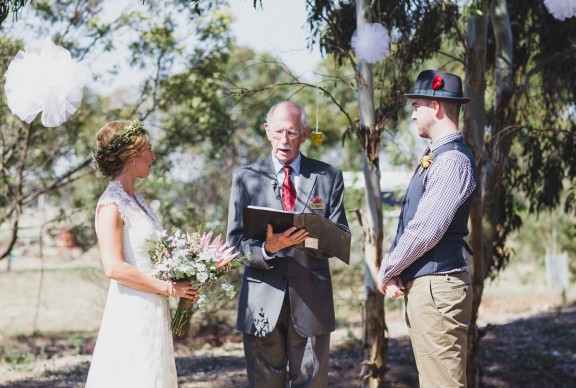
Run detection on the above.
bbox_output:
[404,271,472,388]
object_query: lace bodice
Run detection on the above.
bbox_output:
[95,180,163,274]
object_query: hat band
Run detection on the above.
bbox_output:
[412,88,463,98]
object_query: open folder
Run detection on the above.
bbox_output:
[242,206,351,264]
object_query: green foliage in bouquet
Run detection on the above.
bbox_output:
[148,227,243,336]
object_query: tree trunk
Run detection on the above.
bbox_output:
[463,11,488,388]
[464,1,516,386]
[0,123,31,261]
[355,1,387,386]
[482,0,516,285]
[358,150,386,387]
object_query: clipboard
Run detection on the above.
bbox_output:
[242,205,351,264]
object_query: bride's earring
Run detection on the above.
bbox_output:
[132,160,136,166]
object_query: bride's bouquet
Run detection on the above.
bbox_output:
[148,227,241,336]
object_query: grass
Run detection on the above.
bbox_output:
[0,351,37,372]
[0,265,107,337]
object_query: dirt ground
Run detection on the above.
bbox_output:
[1,304,575,388]
[0,253,575,387]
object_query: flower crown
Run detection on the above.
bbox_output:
[94,120,146,158]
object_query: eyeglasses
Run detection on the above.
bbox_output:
[269,128,302,140]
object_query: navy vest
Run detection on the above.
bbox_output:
[389,137,477,283]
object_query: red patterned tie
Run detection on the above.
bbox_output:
[282,166,296,211]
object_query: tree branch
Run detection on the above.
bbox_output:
[225,75,356,133]
[21,157,93,206]
[517,44,576,99]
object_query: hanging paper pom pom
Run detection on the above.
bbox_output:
[351,23,390,64]
[544,0,576,21]
[4,38,86,127]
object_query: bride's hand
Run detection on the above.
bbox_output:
[170,280,199,302]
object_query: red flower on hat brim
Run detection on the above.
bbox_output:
[431,75,444,91]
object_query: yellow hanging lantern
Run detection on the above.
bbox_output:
[310,91,325,146]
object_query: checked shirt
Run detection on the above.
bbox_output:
[378,132,477,285]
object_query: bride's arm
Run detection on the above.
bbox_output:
[96,203,196,299]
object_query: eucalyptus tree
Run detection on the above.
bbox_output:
[0,35,104,261]
[0,0,235,261]
[304,1,459,385]
[0,0,29,25]
[462,0,576,384]
[251,1,576,387]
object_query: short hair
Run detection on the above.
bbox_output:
[93,120,149,178]
[265,101,309,130]
[439,100,461,122]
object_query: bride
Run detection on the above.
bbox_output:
[86,120,198,388]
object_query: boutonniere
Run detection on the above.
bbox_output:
[310,195,325,210]
[418,152,435,176]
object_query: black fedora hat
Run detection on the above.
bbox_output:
[404,69,470,104]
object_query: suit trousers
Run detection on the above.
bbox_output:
[404,271,472,388]
[242,292,330,388]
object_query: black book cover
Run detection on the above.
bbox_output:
[242,206,351,264]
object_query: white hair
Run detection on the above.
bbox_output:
[265,101,308,130]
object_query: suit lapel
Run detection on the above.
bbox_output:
[295,155,317,213]
[258,156,284,211]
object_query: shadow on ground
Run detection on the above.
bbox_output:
[479,304,576,388]
[1,305,575,387]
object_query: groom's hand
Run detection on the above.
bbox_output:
[264,224,309,254]
[378,277,405,299]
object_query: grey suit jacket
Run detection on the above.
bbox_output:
[227,154,348,338]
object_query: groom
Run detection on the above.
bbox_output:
[227,101,348,387]
[377,69,476,387]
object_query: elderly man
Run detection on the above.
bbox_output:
[378,70,477,387]
[227,101,348,387]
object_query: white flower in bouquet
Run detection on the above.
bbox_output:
[148,227,243,336]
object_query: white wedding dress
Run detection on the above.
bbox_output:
[86,180,177,388]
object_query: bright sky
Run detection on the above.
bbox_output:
[5,0,322,93]
[230,0,321,79]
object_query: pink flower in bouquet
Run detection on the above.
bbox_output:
[199,230,215,251]
[199,231,239,269]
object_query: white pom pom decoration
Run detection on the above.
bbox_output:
[544,0,576,21]
[351,23,390,64]
[4,38,86,128]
